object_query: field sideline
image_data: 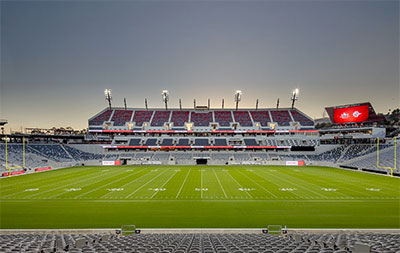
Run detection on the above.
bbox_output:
[0,165,399,229]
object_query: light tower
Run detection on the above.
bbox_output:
[104,89,112,109]
[234,90,242,111]
[162,90,169,110]
[290,88,299,109]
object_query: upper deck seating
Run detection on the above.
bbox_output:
[250,111,271,126]
[290,110,314,126]
[151,111,171,126]
[132,111,153,126]
[191,112,212,127]
[270,110,292,126]
[214,111,232,127]
[89,110,113,125]
[170,111,189,127]
[233,111,253,127]
[111,110,133,126]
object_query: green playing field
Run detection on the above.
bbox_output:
[0,165,399,229]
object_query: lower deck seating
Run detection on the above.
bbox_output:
[64,146,103,161]
[345,146,399,172]
[307,146,346,163]
[29,144,72,162]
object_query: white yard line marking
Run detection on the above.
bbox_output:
[176,168,191,199]
[0,167,94,189]
[22,169,122,199]
[308,169,395,196]
[73,168,145,199]
[151,171,177,199]
[0,167,95,194]
[276,170,341,198]
[213,168,228,199]
[125,169,170,198]
[51,168,146,198]
[225,171,253,199]
[99,169,154,198]
[201,169,203,199]
[252,170,305,198]
[236,169,278,198]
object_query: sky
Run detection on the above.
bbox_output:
[1,0,399,132]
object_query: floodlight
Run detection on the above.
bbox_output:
[291,88,299,109]
[104,89,112,109]
[234,90,242,110]
[104,89,112,97]
[162,90,169,110]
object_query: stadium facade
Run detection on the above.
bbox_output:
[1,102,397,176]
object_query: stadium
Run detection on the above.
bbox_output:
[1,89,399,252]
[1,1,399,252]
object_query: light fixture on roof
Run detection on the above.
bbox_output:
[104,89,112,109]
[162,90,169,110]
[234,90,242,111]
[291,88,299,109]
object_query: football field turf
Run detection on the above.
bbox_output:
[0,165,399,229]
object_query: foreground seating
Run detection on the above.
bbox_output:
[0,232,398,252]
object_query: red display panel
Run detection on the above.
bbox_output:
[333,105,369,123]
[2,171,25,176]
[35,167,51,172]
